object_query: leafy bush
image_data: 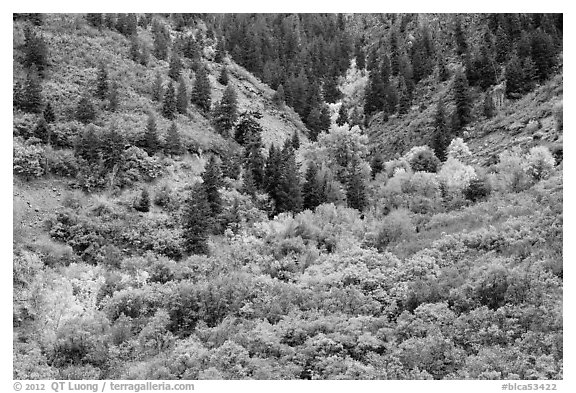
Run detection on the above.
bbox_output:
[405,146,440,173]
[372,209,415,251]
[13,137,45,179]
[438,158,476,194]
[447,138,472,161]
[117,146,163,188]
[45,147,79,177]
[524,146,555,181]
[464,176,491,202]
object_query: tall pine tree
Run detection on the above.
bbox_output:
[162,80,177,119]
[213,85,238,137]
[191,66,212,113]
[182,184,212,255]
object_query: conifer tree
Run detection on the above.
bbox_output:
[437,55,450,82]
[454,16,468,56]
[336,104,348,126]
[191,66,212,113]
[43,102,55,124]
[86,13,103,28]
[432,99,450,161]
[370,153,385,178]
[397,76,411,115]
[176,76,188,115]
[364,66,386,118]
[168,53,183,80]
[355,40,366,70]
[152,72,163,102]
[129,37,141,63]
[108,80,119,112]
[202,155,223,218]
[505,53,524,99]
[234,111,262,146]
[276,144,302,214]
[162,80,177,120]
[76,125,100,162]
[214,39,226,63]
[218,66,229,85]
[134,188,151,212]
[272,84,285,107]
[143,113,160,156]
[302,162,324,211]
[264,144,281,203]
[101,125,125,170]
[182,183,212,255]
[452,69,471,133]
[483,92,495,119]
[165,121,182,156]
[530,29,556,82]
[33,116,50,144]
[153,23,170,61]
[346,159,367,212]
[19,66,43,114]
[291,131,300,150]
[22,27,48,76]
[245,141,266,191]
[95,62,109,100]
[76,95,97,124]
[213,85,238,137]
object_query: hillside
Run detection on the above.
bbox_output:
[13,13,563,381]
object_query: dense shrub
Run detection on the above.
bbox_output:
[45,148,79,177]
[13,137,45,179]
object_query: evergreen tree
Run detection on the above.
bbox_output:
[355,40,366,70]
[152,71,163,102]
[437,55,450,82]
[19,66,43,114]
[336,104,348,126]
[162,80,177,120]
[454,16,468,56]
[143,113,160,156]
[264,144,281,203]
[213,85,238,137]
[76,95,97,124]
[95,62,108,100]
[33,116,50,144]
[101,125,125,170]
[165,121,182,156]
[168,53,183,80]
[432,99,450,161]
[323,76,341,104]
[134,188,151,212]
[397,76,411,115]
[364,66,386,118]
[108,80,119,112]
[272,84,285,107]
[214,39,226,63]
[234,111,263,146]
[22,27,48,76]
[521,56,538,93]
[129,37,141,63]
[302,162,324,211]
[86,13,103,28]
[505,53,524,99]
[245,143,265,190]
[202,155,223,218]
[452,69,471,133]
[218,66,229,85]
[483,92,495,119]
[370,152,385,178]
[191,66,212,113]
[182,184,212,255]
[291,131,300,150]
[43,102,55,123]
[76,125,100,162]
[346,159,367,212]
[153,23,170,61]
[176,76,188,115]
[530,29,556,82]
[276,144,302,214]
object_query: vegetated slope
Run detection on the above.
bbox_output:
[367,72,563,164]
[13,14,305,154]
[13,13,563,381]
